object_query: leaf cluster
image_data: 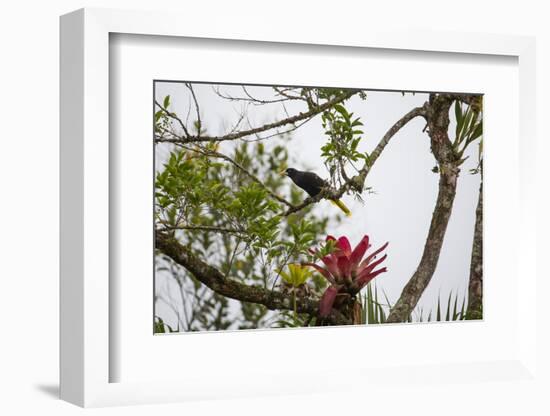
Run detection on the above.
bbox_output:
[154,95,172,134]
[452,99,483,173]
[320,103,369,193]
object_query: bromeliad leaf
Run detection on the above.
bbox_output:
[279,264,313,287]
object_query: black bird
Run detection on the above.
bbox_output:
[281,168,351,217]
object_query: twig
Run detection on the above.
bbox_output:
[185,83,202,137]
[158,224,248,236]
[358,105,429,181]
[154,100,191,138]
[182,145,295,208]
[213,85,303,105]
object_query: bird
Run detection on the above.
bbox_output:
[281,168,351,217]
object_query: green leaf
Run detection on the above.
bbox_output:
[470,121,483,141]
[154,317,166,333]
[459,109,473,142]
[445,291,452,321]
[155,110,163,122]
[333,104,351,124]
[452,293,458,320]
[454,101,462,133]
[367,284,374,323]
[163,95,171,108]
[333,103,347,116]
[279,264,313,287]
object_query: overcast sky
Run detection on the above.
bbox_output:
[155,82,481,328]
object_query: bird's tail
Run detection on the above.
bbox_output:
[330,199,352,217]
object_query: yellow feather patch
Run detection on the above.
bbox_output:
[330,199,352,217]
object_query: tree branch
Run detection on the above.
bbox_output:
[185,83,202,137]
[282,104,427,216]
[156,232,352,326]
[363,104,429,172]
[155,89,359,144]
[466,180,483,319]
[213,85,306,106]
[158,224,248,237]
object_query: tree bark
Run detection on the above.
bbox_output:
[466,181,483,319]
[386,94,460,323]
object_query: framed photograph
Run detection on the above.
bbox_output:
[152,80,483,332]
[60,8,539,408]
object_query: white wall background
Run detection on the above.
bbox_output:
[0,1,548,415]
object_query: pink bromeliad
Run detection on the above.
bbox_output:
[305,235,388,317]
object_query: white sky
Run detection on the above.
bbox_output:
[155,82,481,326]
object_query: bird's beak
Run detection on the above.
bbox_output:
[278,170,287,177]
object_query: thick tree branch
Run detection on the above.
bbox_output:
[156,232,352,326]
[466,180,483,319]
[454,93,483,109]
[155,89,359,144]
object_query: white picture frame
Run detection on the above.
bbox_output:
[60,7,539,408]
